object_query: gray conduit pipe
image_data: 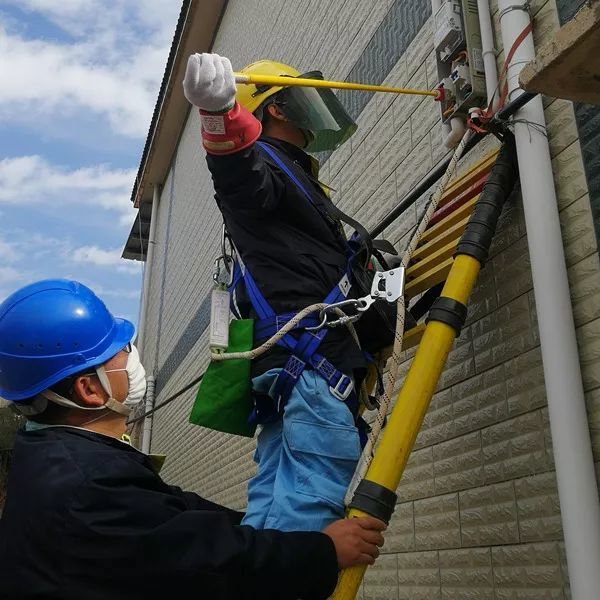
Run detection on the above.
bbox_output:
[498,2,600,597]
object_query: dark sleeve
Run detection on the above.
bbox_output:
[168,484,244,525]
[206,144,286,212]
[65,457,338,600]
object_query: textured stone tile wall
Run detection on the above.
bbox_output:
[139,0,599,595]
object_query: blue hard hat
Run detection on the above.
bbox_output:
[0,279,135,402]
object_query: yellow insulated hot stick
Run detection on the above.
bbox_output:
[234,72,441,99]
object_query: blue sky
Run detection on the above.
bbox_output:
[0,0,182,327]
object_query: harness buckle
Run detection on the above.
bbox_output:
[330,374,354,401]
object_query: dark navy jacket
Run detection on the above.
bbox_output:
[206,136,367,378]
[0,427,338,599]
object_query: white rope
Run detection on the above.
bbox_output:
[345,130,473,505]
[211,302,370,407]
[211,304,362,362]
[210,303,328,362]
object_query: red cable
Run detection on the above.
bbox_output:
[467,22,533,132]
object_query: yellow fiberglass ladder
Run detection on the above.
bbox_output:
[333,136,518,600]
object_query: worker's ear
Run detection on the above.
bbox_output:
[266,103,287,122]
[72,375,107,408]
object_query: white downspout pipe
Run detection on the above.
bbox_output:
[137,185,160,353]
[142,376,155,454]
[498,2,600,598]
[477,0,499,109]
[138,185,160,455]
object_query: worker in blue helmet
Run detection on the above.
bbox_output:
[0,280,385,600]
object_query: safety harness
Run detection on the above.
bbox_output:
[228,141,362,424]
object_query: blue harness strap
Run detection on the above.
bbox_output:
[254,313,322,339]
[256,141,317,207]
[228,142,358,424]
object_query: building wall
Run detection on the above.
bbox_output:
[139,0,600,597]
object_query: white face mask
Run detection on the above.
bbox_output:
[102,344,147,409]
[39,344,147,417]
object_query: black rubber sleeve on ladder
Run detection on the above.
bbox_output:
[349,480,397,524]
[426,297,468,336]
[455,134,519,266]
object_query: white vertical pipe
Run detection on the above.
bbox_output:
[477,0,499,108]
[137,185,160,354]
[138,186,159,456]
[498,2,600,598]
[142,376,155,454]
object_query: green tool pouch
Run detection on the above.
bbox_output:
[189,319,257,438]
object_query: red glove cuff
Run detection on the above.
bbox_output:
[199,102,262,155]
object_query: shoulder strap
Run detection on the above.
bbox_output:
[256,140,373,265]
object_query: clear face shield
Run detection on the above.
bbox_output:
[273,71,357,152]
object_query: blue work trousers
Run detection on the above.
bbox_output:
[241,369,360,532]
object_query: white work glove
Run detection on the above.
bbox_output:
[183,53,237,113]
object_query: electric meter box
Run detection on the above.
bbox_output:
[434,0,487,123]
[434,1,464,61]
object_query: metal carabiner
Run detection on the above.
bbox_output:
[305,299,363,331]
[213,224,236,287]
[220,223,234,265]
[212,255,235,287]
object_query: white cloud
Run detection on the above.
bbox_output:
[75,280,141,300]
[0,30,156,137]
[11,0,178,42]
[71,245,123,266]
[0,1,181,138]
[0,266,26,286]
[0,237,21,263]
[71,245,141,274]
[0,155,137,223]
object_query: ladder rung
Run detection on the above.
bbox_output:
[403,323,426,350]
[405,257,453,298]
[407,239,458,280]
[413,216,469,261]
[439,151,497,205]
[430,177,486,226]
[420,196,478,245]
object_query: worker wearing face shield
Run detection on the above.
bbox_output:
[183,54,379,534]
